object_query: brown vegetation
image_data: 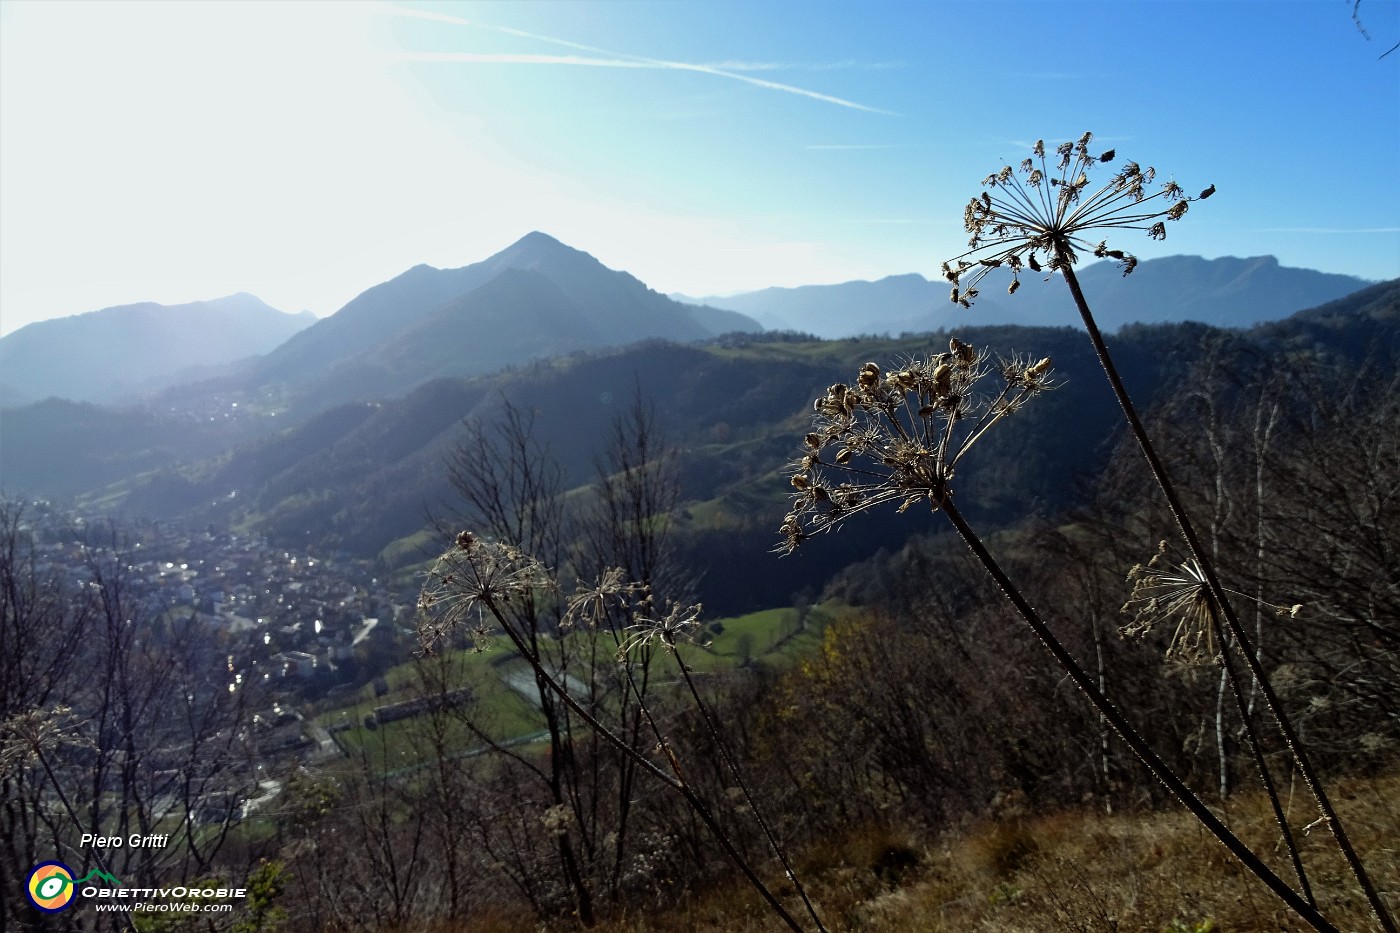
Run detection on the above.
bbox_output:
[579,771,1400,933]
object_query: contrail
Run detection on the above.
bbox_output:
[805,143,924,150]
[376,3,898,115]
[397,53,657,68]
[1254,227,1400,234]
[837,218,927,225]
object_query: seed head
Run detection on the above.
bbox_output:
[1120,544,1218,665]
[418,534,554,651]
[778,341,1059,553]
[1,707,94,777]
[1121,542,1303,667]
[950,337,977,365]
[618,600,703,658]
[541,804,575,837]
[944,133,1214,302]
[562,567,643,630]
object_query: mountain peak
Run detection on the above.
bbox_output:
[249,232,762,405]
[494,230,586,267]
[513,231,564,249]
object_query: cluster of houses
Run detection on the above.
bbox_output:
[17,500,409,693]
[11,499,437,825]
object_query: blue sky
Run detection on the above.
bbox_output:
[2,0,1397,334]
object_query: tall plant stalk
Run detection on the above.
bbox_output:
[500,599,810,932]
[778,341,1357,930]
[940,133,1393,932]
[1058,259,1393,931]
[419,542,817,933]
[667,639,828,933]
[1214,613,1315,907]
[936,495,1336,932]
[20,733,139,933]
[610,617,827,932]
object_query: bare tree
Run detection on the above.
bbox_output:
[1,501,96,926]
[1,505,262,931]
[441,399,601,924]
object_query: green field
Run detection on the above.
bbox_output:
[317,602,850,772]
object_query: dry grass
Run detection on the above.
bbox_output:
[574,770,1400,932]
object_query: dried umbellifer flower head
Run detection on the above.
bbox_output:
[417,533,554,652]
[0,706,94,777]
[778,340,1059,553]
[1120,541,1303,667]
[1120,545,1218,666]
[943,132,1213,302]
[617,600,703,659]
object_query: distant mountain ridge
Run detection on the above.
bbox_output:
[0,294,314,405]
[233,231,761,407]
[1,240,1376,416]
[684,256,1373,338]
[3,282,1392,615]
[0,233,761,412]
[2,281,1394,615]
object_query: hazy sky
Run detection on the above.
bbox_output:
[2,0,1397,335]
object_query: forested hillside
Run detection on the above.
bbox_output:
[13,283,1389,619]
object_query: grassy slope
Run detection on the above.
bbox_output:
[572,771,1400,933]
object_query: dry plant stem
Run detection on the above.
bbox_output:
[1057,258,1397,933]
[938,495,1339,933]
[615,644,815,926]
[479,596,812,933]
[668,642,829,933]
[1214,613,1316,907]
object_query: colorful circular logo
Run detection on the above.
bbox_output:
[27,861,76,913]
